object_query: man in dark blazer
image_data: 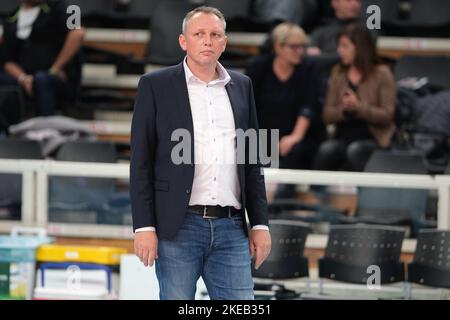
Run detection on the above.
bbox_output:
[130,6,271,300]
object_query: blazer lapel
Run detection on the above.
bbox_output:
[171,62,195,164]
[225,78,244,130]
[225,75,246,194]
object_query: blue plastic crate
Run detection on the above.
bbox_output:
[0,236,53,262]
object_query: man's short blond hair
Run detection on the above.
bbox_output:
[182,6,227,34]
[271,22,306,45]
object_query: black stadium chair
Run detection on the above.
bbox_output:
[253,220,310,299]
[48,141,126,225]
[403,0,450,37]
[308,53,341,79]
[0,86,26,135]
[409,0,450,25]
[268,198,344,232]
[109,0,157,20]
[105,0,157,29]
[253,220,310,279]
[0,0,19,20]
[0,139,43,221]
[315,225,406,298]
[205,0,251,20]
[363,149,428,174]
[145,0,196,66]
[0,139,43,160]
[205,0,251,30]
[55,140,117,163]
[406,230,450,298]
[361,0,450,37]
[340,150,433,237]
[67,0,153,28]
[394,55,450,91]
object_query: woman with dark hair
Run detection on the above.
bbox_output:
[314,23,396,171]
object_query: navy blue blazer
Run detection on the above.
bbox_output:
[130,62,269,240]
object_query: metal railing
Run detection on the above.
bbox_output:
[0,160,449,246]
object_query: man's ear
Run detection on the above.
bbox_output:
[179,34,187,52]
[221,35,228,53]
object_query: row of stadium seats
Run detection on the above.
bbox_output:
[2,0,449,35]
[254,222,450,299]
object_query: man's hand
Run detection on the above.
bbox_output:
[134,231,158,267]
[49,67,67,81]
[279,134,301,157]
[249,229,271,270]
[18,74,33,96]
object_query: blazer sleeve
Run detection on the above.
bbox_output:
[357,67,396,126]
[130,75,157,231]
[244,77,269,228]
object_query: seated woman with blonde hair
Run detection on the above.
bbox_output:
[247,22,326,198]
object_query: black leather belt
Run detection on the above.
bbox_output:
[188,205,239,218]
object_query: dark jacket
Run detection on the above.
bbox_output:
[130,62,269,240]
[323,64,397,147]
[246,54,326,141]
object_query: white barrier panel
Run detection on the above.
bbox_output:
[0,160,449,241]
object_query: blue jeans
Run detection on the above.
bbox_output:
[0,70,71,116]
[155,212,254,300]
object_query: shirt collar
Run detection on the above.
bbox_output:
[183,56,231,86]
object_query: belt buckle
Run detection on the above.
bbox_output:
[202,206,212,219]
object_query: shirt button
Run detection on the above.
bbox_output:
[186,189,191,194]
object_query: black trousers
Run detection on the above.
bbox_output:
[273,137,322,199]
[313,139,378,172]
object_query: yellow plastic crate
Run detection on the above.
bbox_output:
[36,245,127,266]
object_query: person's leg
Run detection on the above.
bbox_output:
[155,213,209,300]
[0,72,24,131]
[274,140,313,199]
[346,140,377,171]
[201,214,254,300]
[313,139,347,170]
[33,71,71,116]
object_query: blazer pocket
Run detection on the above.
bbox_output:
[153,180,169,191]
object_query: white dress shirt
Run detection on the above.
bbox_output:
[135,58,268,233]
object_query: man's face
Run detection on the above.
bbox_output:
[179,12,227,68]
[332,0,361,20]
